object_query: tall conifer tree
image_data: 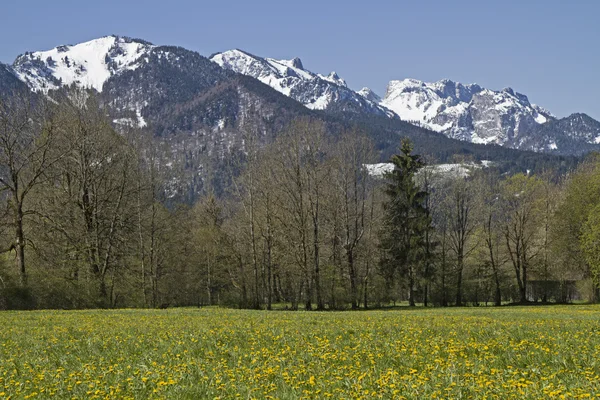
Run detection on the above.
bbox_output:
[379,139,430,306]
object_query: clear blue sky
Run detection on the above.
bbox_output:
[1,0,598,119]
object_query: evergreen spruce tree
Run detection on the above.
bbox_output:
[379,139,430,306]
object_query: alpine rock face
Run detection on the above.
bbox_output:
[378,78,600,154]
[380,79,553,146]
[210,49,394,117]
[207,49,600,155]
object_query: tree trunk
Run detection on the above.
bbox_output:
[485,217,502,307]
[266,241,272,310]
[520,285,527,303]
[266,202,273,310]
[441,234,448,307]
[314,216,324,310]
[521,261,528,303]
[348,250,358,310]
[250,209,260,310]
[206,255,212,305]
[455,254,464,306]
[99,277,108,307]
[408,266,416,307]
[238,258,248,308]
[15,203,26,287]
[363,273,369,310]
[493,268,502,306]
[305,274,312,311]
[137,183,148,307]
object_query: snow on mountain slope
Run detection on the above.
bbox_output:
[380,79,553,146]
[381,79,480,132]
[365,161,493,178]
[211,50,313,99]
[13,35,154,92]
[7,35,600,156]
[358,87,381,103]
[318,71,347,87]
[210,49,392,116]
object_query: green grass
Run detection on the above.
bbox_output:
[1,306,600,399]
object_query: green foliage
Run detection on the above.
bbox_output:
[582,204,600,287]
[379,139,432,304]
[553,154,600,287]
[0,286,35,310]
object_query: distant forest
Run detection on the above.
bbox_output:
[0,89,599,310]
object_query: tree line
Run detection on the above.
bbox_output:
[0,90,599,310]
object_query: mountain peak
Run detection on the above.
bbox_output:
[566,112,595,123]
[210,48,390,115]
[395,78,424,87]
[381,77,555,144]
[437,78,455,85]
[290,57,303,69]
[13,35,155,92]
[317,70,347,87]
[358,87,381,103]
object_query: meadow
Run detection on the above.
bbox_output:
[1,306,600,399]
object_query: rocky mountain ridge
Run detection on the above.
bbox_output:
[210,49,394,118]
[4,35,599,156]
[0,35,584,200]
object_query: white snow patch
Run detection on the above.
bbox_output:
[213,118,226,132]
[471,135,499,145]
[306,93,332,110]
[136,108,147,128]
[365,161,493,178]
[364,163,394,176]
[113,118,136,127]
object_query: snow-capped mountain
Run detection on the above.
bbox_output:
[2,34,599,164]
[358,87,381,103]
[13,35,154,92]
[210,49,393,117]
[380,78,555,148]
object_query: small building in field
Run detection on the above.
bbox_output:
[526,280,582,303]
